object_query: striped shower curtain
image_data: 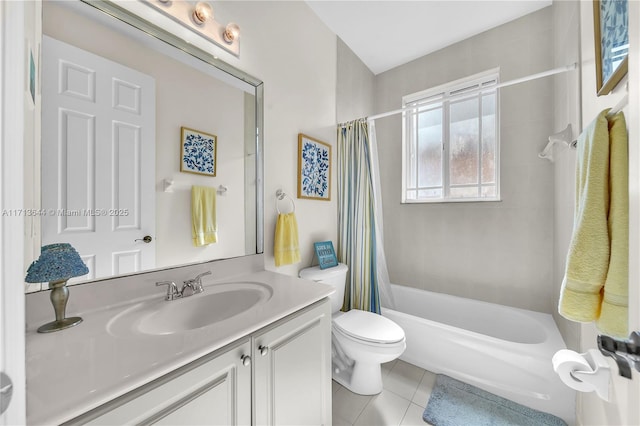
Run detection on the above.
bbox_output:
[337,119,385,314]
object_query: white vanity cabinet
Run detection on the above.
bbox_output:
[67,299,331,426]
[253,298,332,425]
[80,339,253,426]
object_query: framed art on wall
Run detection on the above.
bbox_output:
[180,126,217,177]
[593,0,628,96]
[297,133,331,201]
[28,45,36,104]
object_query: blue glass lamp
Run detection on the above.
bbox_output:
[25,243,89,333]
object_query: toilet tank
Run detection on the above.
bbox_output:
[299,263,348,313]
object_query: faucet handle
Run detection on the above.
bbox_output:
[195,271,212,282]
[193,271,211,292]
[156,281,181,301]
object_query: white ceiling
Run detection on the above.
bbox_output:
[306,1,552,75]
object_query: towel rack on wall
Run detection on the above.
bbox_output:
[539,91,629,162]
[163,179,228,194]
[608,92,629,118]
[276,189,295,214]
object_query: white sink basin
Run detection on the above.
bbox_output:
[107,281,273,337]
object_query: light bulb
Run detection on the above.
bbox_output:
[192,2,213,25]
[223,22,240,44]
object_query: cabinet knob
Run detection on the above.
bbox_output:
[241,354,251,367]
[259,345,269,356]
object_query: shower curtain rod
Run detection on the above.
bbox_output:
[366,63,578,122]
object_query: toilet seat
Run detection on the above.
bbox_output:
[333,310,404,345]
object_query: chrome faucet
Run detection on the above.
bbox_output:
[180,271,211,297]
[156,281,181,301]
[156,271,212,301]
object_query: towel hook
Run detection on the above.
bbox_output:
[276,189,295,214]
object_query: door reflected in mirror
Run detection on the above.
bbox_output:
[28,0,263,288]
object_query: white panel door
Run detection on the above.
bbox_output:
[41,36,155,281]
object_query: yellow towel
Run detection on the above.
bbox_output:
[597,112,628,337]
[191,185,217,247]
[559,110,611,323]
[274,212,301,266]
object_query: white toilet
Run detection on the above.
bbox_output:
[299,263,406,395]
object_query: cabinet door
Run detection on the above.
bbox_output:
[83,340,252,426]
[253,300,332,426]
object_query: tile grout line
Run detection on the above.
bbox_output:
[351,396,370,426]
[408,369,427,406]
[398,401,414,426]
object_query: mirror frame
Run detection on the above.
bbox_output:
[49,0,265,280]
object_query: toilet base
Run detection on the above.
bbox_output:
[332,360,383,395]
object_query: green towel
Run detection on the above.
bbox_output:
[559,110,629,338]
[597,112,628,337]
[191,185,217,247]
[559,110,610,323]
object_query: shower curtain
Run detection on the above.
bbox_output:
[337,119,394,313]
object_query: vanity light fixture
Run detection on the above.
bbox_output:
[223,22,240,44]
[192,2,213,25]
[25,243,89,333]
[146,0,240,56]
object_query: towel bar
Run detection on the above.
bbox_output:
[163,179,228,194]
[276,189,295,214]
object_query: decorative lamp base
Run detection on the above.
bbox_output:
[37,317,83,333]
[37,279,83,333]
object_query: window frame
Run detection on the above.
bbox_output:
[401,68,501,204]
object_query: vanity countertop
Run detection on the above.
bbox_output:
[25,264,333,425]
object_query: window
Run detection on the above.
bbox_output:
[402,70,500,203]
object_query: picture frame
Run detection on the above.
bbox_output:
[593,0,629,96]
[26,41,36,106]
[29,48,36,104]
[314,241,338,270]
[180,126,217,177]
[297,133,331,201]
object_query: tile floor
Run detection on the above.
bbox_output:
[332,359,436,426]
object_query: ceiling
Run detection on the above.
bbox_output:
[306,1,553,75]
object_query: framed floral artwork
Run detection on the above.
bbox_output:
[297,133,331,201]
[180,127,217,177]
[594,0,628,96]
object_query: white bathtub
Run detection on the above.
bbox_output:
[382,284,575,425]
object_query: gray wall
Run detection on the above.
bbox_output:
[336,38,375,123]
[338,7,557,313]
[551,0,581,350]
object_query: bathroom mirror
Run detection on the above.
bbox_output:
[29,0,263,287]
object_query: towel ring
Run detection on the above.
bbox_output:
[276,189,295,214]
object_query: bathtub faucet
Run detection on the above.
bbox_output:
[597,331,640,379]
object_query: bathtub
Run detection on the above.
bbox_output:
[382,284,575,425]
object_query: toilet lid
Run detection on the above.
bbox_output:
[333,310,405,344]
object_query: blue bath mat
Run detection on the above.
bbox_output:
[423,375,566,426]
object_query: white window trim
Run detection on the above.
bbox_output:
[401,68,501,204]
